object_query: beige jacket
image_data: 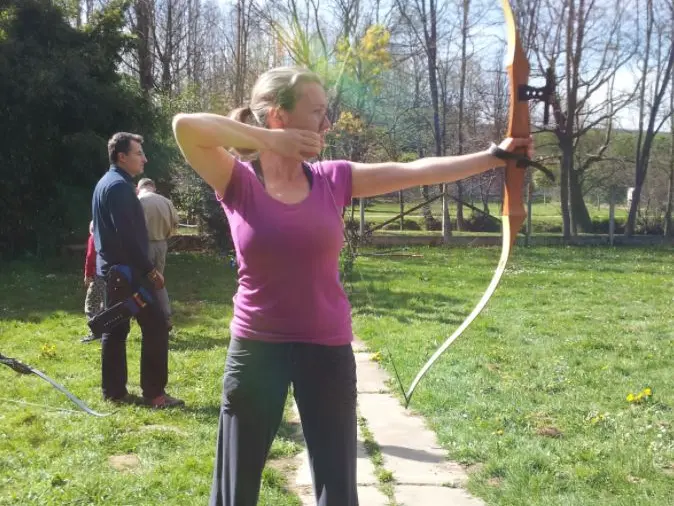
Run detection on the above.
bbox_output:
[138,189,179,241]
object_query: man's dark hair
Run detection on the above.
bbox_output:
[108,132,144,164]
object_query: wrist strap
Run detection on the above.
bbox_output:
[488,142,555,182]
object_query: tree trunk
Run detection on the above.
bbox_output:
[135,0,154,93]
[667,2,674,237]
[625,0,674,236]
[559,140,572,239]
[425,2,441,159]
[665,154,674,236]
[160,0,173,93]
[234,0,249,105]
[455,0,470,231]
[424,0,449,237]
[664,156,673,237]
[569,164,592,232]
[186,0,196,83]
[666,59,674,237]
[626,0,652,236]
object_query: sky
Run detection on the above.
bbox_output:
[213,0,657,132]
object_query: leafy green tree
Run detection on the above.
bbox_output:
[0,0,169,258]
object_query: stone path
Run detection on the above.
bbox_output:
[291,339,486,506]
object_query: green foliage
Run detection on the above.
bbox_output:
[0,0,169,258]
[160,88,233,252]
[335,24,392,96]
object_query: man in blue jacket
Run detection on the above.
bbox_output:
[92,132,183,409]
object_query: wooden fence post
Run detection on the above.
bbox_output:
[525,176,533,247]
[359,198,365,237]
[399,191,404,231]
[609,186,616,246]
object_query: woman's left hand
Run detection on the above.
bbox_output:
[497,136,534,159]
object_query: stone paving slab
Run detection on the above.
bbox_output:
[296,486,314,506]
[298,485,388,506]
[355,352,391,393]
[351,340,370,353]
[395,485,486,506]
[358,393,469,487]
[357,485,389,505]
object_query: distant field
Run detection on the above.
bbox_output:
[344,200,629,234]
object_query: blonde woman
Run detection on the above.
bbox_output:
[173,66,533,506]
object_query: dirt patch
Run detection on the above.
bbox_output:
[108,454,140,471]
[487,477,503,487]
[536,426,563,438]
[466,463,485,475]
[627,474,645,484]
[268,457,298,476]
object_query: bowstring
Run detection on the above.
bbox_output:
[316,42,409,404]
[0,397,88,416]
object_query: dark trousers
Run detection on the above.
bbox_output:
[101,271,169,400]
[209,337,359,506]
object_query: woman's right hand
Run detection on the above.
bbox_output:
[266,129,323,160]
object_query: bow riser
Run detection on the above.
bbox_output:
[503,0,531,245]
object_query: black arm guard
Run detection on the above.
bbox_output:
[87,265,154,335]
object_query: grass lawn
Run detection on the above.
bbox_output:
[0,254,302,506]
[349,245,674,505]
[2,245,673,505]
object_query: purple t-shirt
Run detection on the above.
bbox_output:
[217,158,354,346]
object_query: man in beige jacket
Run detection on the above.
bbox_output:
[137,178,179,330]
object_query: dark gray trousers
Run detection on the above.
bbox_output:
[100,270,169,400]
[209,337,359,506]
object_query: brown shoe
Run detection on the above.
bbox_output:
[146,393,185,409]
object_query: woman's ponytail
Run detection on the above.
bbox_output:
[228,106,258,158]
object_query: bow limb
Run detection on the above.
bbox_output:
[0,353,111,417]
[403,0,531,408]
[403,227,514,407]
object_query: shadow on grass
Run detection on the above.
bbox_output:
[169,334,227,352]
[347,278,468,326]
[182,403,221,421]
